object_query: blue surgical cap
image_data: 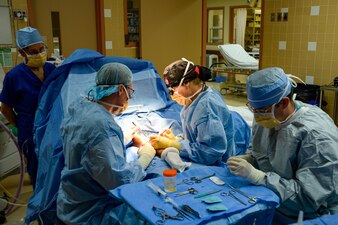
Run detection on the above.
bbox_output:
[16,27,43,49]
[89,62,132,101]
[246,67,292,108]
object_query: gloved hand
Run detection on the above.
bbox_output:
[149,135,180,150]
[137,143,156,169]
[161,147,191,172]
[237,154,254,164]
[227,157,266,185]
[160,129,180,140]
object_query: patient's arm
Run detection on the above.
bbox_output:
[155,148,165,157]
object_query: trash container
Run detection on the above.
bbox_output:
[294,83,320,106]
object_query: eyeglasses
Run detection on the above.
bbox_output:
[125,86,135,98]
[246,102,273,114]
[25,46,48,56]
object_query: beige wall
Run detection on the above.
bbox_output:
[140,0,203,76]
[31,0,97,57]
[2,0,29,73]
[262,0,338,123]
[207,0,248,50]
[104,0,138,58]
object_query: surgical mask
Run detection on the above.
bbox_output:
[254,104,280,128]
[174,86,202,107]
[24,51,47,68]
[254,96,299,128]
[252,75,305,129]
[171,93,186,105]
[97,86,130,113]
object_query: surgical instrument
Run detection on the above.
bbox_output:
[165,197,193,221]
[209,176,225,185]
[132,122,150,141]
[194,189,222,199]
[181,205,201,218]
[224,182,257,203]
[177,173,216,185]
[147,182,168,198]
[176,179,194,185]
[152,205,184,224]
[190,173,216,183]
[220,191,247,205]
[175,188,198,197]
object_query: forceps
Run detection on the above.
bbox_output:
[220,191,247,205]
[224,182,257,204]
[152,205,184,225]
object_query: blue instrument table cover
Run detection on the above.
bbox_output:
[290,214,338,225]
[110,166,280,225]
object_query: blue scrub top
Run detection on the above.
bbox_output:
[0,62,56,144]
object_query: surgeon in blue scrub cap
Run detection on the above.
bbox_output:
[57,62,155,225]
[0,27,55,189]
[227,67,338,224]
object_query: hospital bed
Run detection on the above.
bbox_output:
[211,44,259,94]
[25,49,252,224]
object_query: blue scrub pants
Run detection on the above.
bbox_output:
[20,138,38,189]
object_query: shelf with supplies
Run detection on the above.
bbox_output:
[245,8,261,51]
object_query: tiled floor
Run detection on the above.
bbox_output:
[1,173,36,225]
[206,81,247,107]
[1,82,247,224]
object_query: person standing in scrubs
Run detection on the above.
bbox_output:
[227,67,338,224]
[150,58,235,165]
[0,27,56,188]
[57,63,155,224]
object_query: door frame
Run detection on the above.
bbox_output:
[26,0,105,55]
[229,3,264,69]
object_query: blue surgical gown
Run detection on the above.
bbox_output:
[57,99,145,224]
[249,101,338,220]
[0,62,55,185]
[179,87,235,165]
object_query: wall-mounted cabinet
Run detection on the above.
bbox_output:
[245,8,261,51]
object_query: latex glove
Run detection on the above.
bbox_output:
[149,135,180,150]
[161,147,191,173]
[227,157,266,185]
[137,143,156,169]
[160,129,180,140]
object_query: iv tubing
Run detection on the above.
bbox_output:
[0,120,25,216]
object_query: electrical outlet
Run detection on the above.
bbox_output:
[13,10,26,20]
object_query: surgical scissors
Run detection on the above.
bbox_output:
[176,178,194,185]
[177,173,216,185]
[220,191,247,205]
[152,205,184,224]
